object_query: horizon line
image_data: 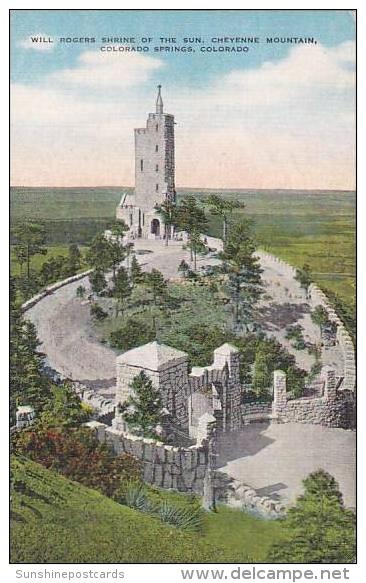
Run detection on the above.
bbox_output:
[10,185,356,193]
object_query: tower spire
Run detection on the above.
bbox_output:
[156,84,163,114]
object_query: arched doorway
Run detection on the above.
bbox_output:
[151,218,160,236]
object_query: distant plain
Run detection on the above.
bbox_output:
[10,186,355,319]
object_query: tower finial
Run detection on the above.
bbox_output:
[156,84,163,114]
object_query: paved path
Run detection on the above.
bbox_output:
[217,422,356,508]
[26,238,354,506]
[26,238,343,392]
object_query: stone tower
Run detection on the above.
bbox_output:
[116,86,176,239]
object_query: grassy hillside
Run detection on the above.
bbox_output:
[10,455,283,563]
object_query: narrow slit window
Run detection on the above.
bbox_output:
[155,145,158,152]
[140,159,143,171]
[155,164,159,172]
[156,124,159,132]
[156,184,159,192]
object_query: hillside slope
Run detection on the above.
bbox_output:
[10,456,226,564]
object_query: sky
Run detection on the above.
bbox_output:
[10,9,356,189]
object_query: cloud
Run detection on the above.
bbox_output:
[10,41,355,189]
[19,34,55,51]
[51,50,164,89]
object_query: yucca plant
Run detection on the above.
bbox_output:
[122,482,154,513]
[157,501,204,532]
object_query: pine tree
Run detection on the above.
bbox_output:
[175,196,208,261]
[253,346,271,394]
[10,312,52,424]
[121,371,163,438]
[145,269,167,307]
[155,199,177,245]
[113,266,131,316]
[12,222,47,279]
[63,244,82,277]
[89,269,107,295]
[222,220,263,333]
[205,194,245,242]
[268,470,356,563]
[130,255,143,285]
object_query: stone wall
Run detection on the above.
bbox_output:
[116,342,243,434]
[21,270,93,313]
[308,283,355,391]
[86,421,209,494]
[241,402,272,424]
[272,367,354,429]
[258,250,355,392]
[86,419,286,517]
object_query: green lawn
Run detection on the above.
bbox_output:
[10,245,89,277]
[11,455,283,563]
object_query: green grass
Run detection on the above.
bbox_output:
[200,190,355,318]
[11,455,283,563]
[10,245,89,277]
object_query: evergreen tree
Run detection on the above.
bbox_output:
[130,255,143,285]
[175,196,208,261]
[113,266,131,316]
[12,222,47,279]
[63,244,82,277]
[86,234,113,273]
[221,220,263,333]
[89,269,107,295]
[145,269,167,307]
[185,232,208,271]
[14,245,27,276]
[109,240,126,284]
[253,346,271,395]
[40,256,67,285]
[268,470,356,563]
[155,199,177,245]
[10,310,52,424]
[205,194,245,242]
[121,371,163,438]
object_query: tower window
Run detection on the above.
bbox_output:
[140,159,143,171]
[155,164,159,172]
[155,145,158,152]
[156,124,159,132]
[156,184,159,192]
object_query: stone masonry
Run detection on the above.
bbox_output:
[116,86,176,239]
[115,341,243,434]
[272,365,354,428]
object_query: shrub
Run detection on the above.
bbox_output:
[157,501,204,532]
[120,482,155,513]
[90,303,108,321]
[76,285,86,299]
[109,318,155,351]
[13,427,141,498]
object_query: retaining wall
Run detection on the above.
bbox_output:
[272,368,355,429]
[86,421,209,493]
[21,269,93,313]
[258,250,355,392]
